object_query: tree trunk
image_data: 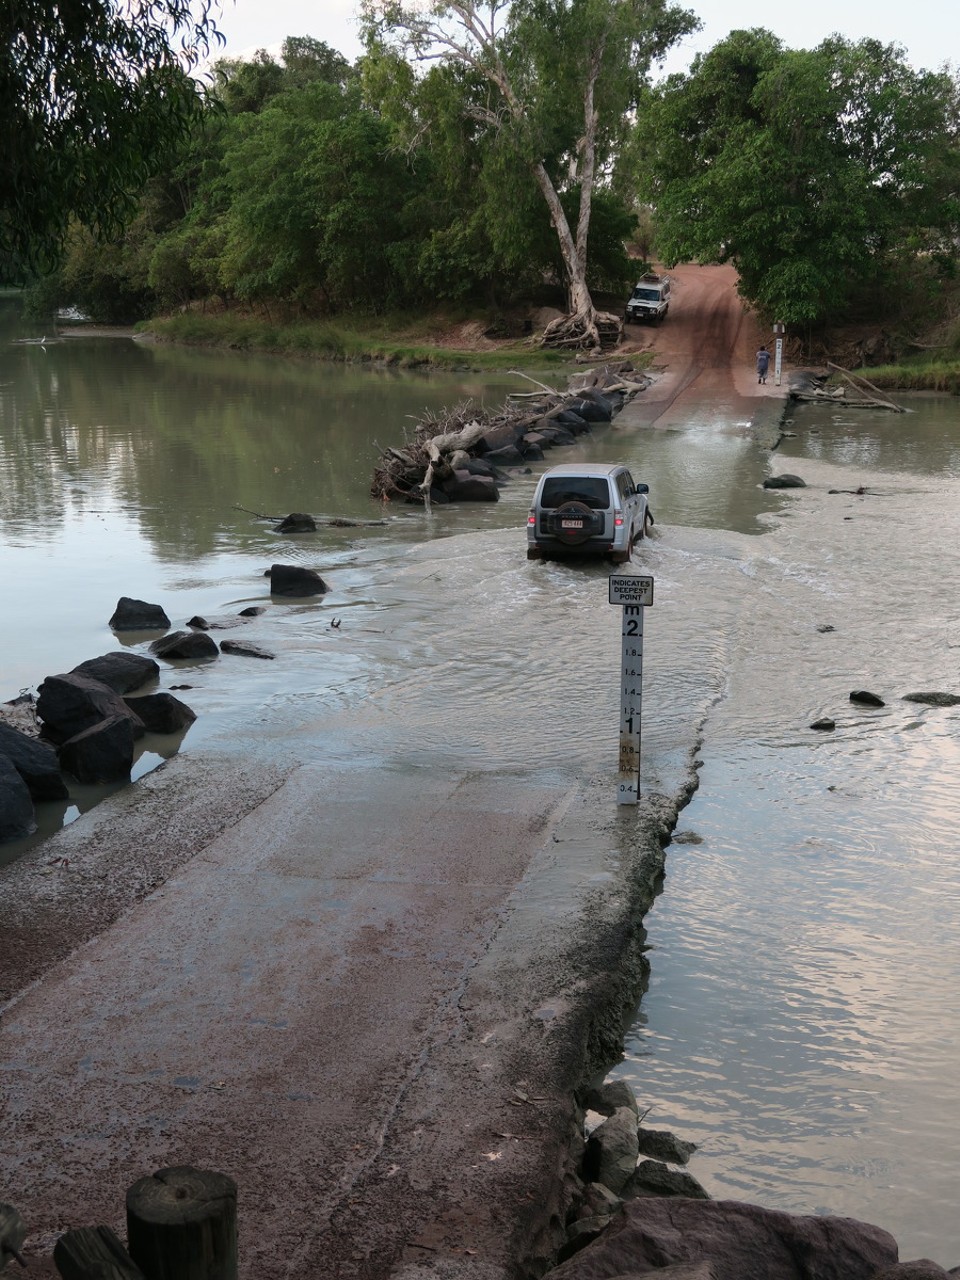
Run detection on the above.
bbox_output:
[531,161,608,349]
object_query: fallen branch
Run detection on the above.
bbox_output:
[233,503,282,519]
[506,370,561,397]
[232,503,386,527]
[827,361,904,412]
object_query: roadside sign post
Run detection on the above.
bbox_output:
[609,574,654,805]
[773,321,785,387]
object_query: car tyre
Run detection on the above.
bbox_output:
[527,546,542,560]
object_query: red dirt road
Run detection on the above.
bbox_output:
[618,264,781,426]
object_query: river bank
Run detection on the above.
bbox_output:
[125,279,960,391]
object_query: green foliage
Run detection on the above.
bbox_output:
[60,220,155,323]
[20,272,62,323]
[1,0,222,273]
[361,0,699,316]
[637,31,960,326]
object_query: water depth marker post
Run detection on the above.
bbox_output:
[609,573,654,805]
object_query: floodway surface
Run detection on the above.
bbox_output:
[1,756,686,1280]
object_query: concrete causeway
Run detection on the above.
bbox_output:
[1,753,687,1279]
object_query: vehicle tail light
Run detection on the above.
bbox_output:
[527,512,536,526]
[614,510,624,526]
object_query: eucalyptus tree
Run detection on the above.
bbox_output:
[361,0,698,349]
[1,0,223,274]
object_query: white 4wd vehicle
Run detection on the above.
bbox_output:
[625,273,670,325]
[526,463,652,564]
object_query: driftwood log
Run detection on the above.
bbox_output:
[826,361,905,412]
[792,364,905,412]
[54,1226,145,1279]
[371,363,649,509]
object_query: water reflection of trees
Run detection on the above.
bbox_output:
[0,337,526,560]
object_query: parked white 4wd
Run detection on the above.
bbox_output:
[526,463,652,564]
[625,273,670,325]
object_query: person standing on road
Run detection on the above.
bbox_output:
[756,345,771,384]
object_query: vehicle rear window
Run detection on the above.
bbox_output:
[540,477,611,509]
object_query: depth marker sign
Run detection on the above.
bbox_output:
[609,574,654,805]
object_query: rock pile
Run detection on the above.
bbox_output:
[371,363,651,509]
[550,1078,958,1279]
[1,566,332,842]
[0,650,189,843]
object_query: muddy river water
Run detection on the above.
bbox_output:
[2,302,960,1265]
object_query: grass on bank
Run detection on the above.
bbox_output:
[139,310,587,371]
[843,359,960,394]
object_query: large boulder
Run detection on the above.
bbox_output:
[269,564,329,597]
[123,692,197,734]
[583,1107,640,1195]
[537,426,577,448]
[0,723,69,800]
[475,421,524,455]
[150,630,220,660]
[275,512,317,533]
[568,396,612,424]
[483,444,525,464]
[850,689,885,707]
[441,473,500,502]
[108,597,171,631]
[584,1080,639,1117]
[902,692,960,707]
[220,640,275,660]
[763,474,806,489]
[36,672,146,745]
[637,1128,698,1166]
[622,1159,710,1200]
[577,388,617,416]
[546,1197,900,1280]
[71,652,160,694]
[0,755,37,841]
[553,410,591,434]
[59,716,136,784]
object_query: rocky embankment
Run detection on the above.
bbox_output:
[541,1078,959,1280]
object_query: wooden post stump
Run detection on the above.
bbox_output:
[0,1204,27,1273]
[126,1167,237,1280]
[54,1225,145,1279]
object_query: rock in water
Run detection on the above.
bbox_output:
[269,564,329,597]
[108,597,171,630]
[850,690,885,707]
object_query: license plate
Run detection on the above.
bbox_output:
[561,519,584,529]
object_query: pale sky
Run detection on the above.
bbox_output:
[212,0,958,76]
